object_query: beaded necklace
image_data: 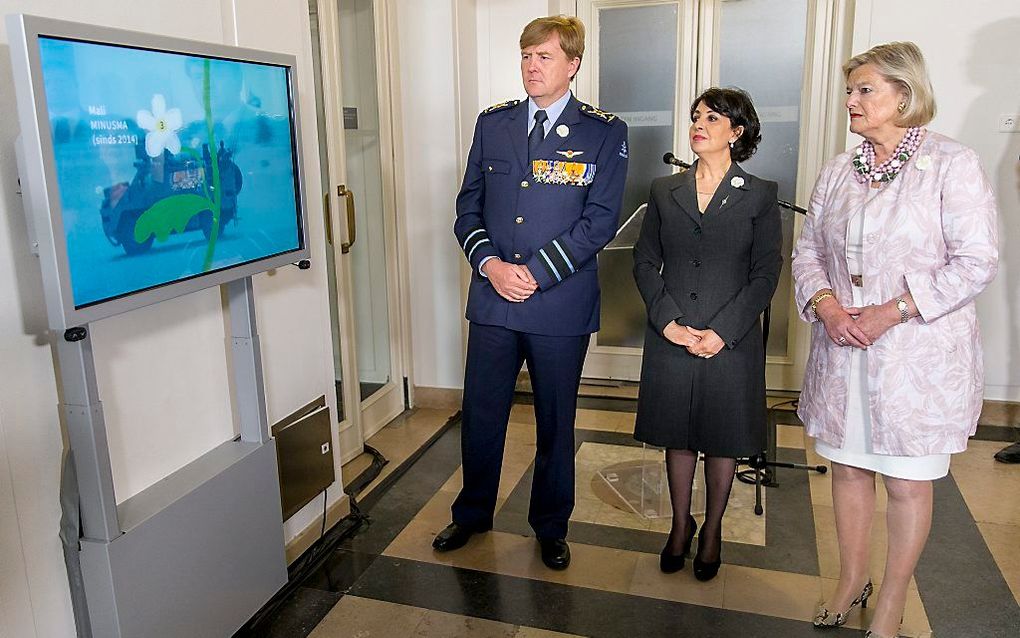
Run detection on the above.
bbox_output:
[851,127,924,184]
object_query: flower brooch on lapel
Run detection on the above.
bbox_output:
[915,155,933,171]
[730,176,745,189]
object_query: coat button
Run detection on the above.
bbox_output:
[488,165,493,171]
[693,227,702,236]
[521,180,530,188]
[690,292,698,300]
[692,259,701,267]
[514,253,522,259]
[515,216,524,224]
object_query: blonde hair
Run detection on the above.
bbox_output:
[843,41,936,127]
[520,15,585,77]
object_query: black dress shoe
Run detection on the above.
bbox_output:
[660,514,697,573]
[432,522,484,552]
[692,554,722,582]
[994,442,1020,464]
[538,538,570,570]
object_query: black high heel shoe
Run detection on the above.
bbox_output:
[659,514,697,573]
[692,535,722,581]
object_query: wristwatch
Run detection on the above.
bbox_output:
[895,298,910,323]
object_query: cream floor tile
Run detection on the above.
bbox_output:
[593,502,653,531]
[509,404,536,425]
[507,421,538,445]
[310,595,582,638]
[386,515,922,630]
[308,595,427,638]
[574,408,635,432]
[571,495,604,523]
[440,468,462,493]
[776,424,806,450]
[413,489,457,526]
[342,452,374,488]
[513,627,585,638]
[628,552,726,608]
[386,524,640,597]
[508,404,635,433]
[356,408,455,498]
[721,564,822,622]
[578,383,639,399]
[978,521,1020,605]
[818,577,930,635]
[412,610,518,638]
[978,400,1020,428]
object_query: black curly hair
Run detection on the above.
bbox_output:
[689,87,762,163]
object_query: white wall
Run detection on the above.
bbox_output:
[0,1,339,636]
[852,0,1020,400]
[393,0,464,390]
[395,0,570,393]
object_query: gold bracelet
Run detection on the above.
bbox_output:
[810,292,834,319]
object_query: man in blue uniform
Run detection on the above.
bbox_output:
[433,15,628,569]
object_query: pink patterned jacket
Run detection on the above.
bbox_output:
[792,132,998,455]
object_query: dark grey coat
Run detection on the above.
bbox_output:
[632,161,782,457]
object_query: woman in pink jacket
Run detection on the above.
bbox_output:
[792,42,998,638]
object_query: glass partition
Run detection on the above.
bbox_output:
[718,0,809,358]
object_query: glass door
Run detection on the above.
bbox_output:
[310,0,406,461]
[576,0,699,381]
[576,0,814,390]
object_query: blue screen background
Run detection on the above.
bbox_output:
[38,37,303,308]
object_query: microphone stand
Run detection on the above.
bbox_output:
[663,152,826,516]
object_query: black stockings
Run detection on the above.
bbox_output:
[664,449,737,561]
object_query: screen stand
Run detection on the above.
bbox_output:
[61,276,287,638]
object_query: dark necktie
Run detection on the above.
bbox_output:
[529,110,548,161]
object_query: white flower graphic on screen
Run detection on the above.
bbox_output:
[137,94,183,158]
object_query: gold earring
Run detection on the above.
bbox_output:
[897,102,906,113]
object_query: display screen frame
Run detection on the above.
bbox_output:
[6,14,312,329]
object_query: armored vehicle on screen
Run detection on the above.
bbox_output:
[101,140,243,255]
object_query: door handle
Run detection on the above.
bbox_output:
[338,184,356,254]
[323,191,334,245]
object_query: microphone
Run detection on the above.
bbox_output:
[662,150,807,215]
[662,152,691,170]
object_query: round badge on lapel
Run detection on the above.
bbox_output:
[556,124,569,138]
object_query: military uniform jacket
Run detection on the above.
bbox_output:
[454,95,629,336]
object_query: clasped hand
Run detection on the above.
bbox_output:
[483,259,537,302]
[664,322,724,358]
[816,297,898,348]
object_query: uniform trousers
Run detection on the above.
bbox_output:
[452,322,590,539]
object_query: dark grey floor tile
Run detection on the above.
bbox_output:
[916,476,1020,637]
[350,556,859,638]
[257,586,342,638]
[302,549,378,595]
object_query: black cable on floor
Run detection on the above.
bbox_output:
[233,505,366,637]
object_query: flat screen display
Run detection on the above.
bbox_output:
[37,35,304,308]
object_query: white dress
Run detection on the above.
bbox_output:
[813,206,951,480]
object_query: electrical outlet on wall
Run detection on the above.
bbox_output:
[1000,114,1019,132]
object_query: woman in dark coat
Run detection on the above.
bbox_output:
[632,87,782,581]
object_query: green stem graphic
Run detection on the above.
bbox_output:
[201,58,222,272]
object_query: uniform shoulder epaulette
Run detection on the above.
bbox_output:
[578,103,617,123]
[481,99,520,115]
